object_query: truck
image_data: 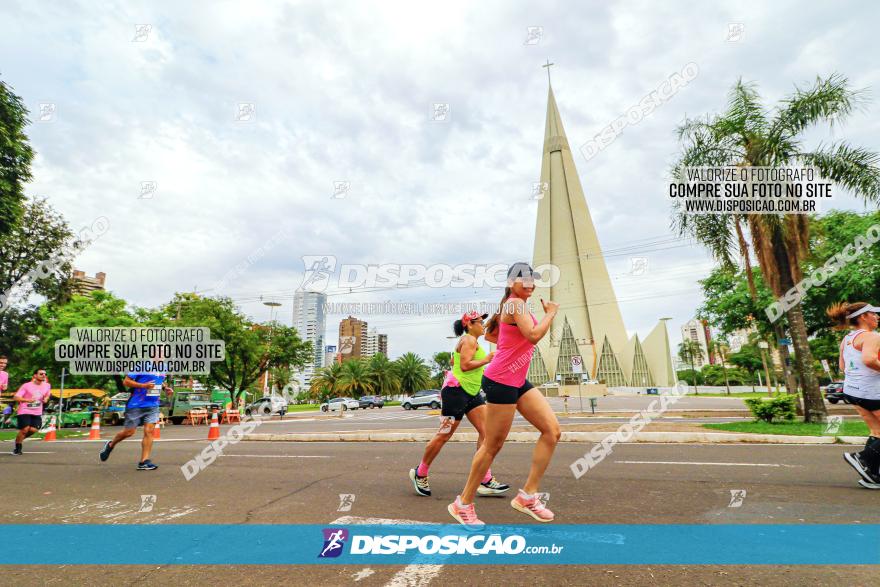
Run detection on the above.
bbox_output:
[160,388,222,425]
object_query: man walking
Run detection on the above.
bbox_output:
[12,368,51,455]
[99,371,167,470]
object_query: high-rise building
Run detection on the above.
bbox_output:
[363,327,388,358]
[292,290,327,387]
[324,345,338,367]
[527,82,675,387]
[680,318,712,369]
[339,316,368,361]
[71,270,106,295]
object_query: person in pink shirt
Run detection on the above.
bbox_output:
[448,263,560,528]
[0,355,9,394]
[12,368,52,455]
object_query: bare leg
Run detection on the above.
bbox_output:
[140,423,156,462]
[109,427,136,448]
[516,389,561,494]
[460,404,516,504]
[465,405,487,450]
[852,405,880,437]
[419,417,462,469]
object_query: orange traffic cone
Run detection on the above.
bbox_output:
[88,412,102,440]
[153,416,162,439]
[43,416,57,441]
[207,409,220,440]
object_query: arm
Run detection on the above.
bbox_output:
[839,337,845,372]
[861,333,880,372]
[484,328,498,344]
[458,336,493,372]
[509,298,557,344]
[123,376,154,389]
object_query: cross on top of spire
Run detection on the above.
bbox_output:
[542,59,554,87]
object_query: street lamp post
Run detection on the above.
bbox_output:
[263,301,282,396]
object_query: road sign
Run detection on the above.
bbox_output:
[778,338,792,345]
[571,355,583,374]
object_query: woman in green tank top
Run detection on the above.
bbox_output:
[408,311,510,498]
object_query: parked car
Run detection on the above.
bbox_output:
[101,395,129,426]
[321,397,360,412]
[245,396,289,417]
[402,390,441,410]
[358,395,384,409]
[824,382,847,404]
[161,390,221,425]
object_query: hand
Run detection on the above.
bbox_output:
[486,351,496,362]
[541,298,559,315]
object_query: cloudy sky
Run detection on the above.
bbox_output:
[2,0,879,362]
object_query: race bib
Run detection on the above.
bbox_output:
[146,386,161,397]
[26,401,42,408]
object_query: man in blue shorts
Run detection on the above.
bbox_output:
[99,371,169,470]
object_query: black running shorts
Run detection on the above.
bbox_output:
[16,414,42,430]
[441,386,485,420]
[843,394,880,412]
[481,375,534,405]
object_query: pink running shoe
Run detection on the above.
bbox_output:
[447,496,485,529]
[510,490,554,522]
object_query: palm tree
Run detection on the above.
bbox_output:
[678,340,703,394]
[338,358,375,398]
[394,352,433,395]
[309,362,344,402]
[672,75,880,422]
[366,353,400,398]
[710,339,731,395]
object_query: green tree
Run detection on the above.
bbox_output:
[677,340,703,394]
[0,79,35,236]
[174,295,312,404]
[673,74,880,422]
[367,353,400,397]
[430,351,453,388]
[394,352,432,395]
[310,362,344,402]
[338,358,375,398]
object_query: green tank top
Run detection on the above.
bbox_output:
[452,341,487,396]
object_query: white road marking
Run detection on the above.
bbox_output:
[2,451,55,454]
[615,460,801,467]
[331,515,444,587]
[219,454,331,458]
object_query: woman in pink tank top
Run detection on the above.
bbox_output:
[448,263,560,527]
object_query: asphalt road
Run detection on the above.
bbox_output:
[1,438,876,585]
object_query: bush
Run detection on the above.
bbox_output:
[744,396,797,423]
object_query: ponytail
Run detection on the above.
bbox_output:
[827,301,869,330]
[453,320,465,336]
[485,287,512,335]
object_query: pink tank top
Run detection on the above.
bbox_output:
[483,314,537,387]
[442,370,460,388]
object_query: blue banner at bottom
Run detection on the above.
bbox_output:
[1,524,878,565]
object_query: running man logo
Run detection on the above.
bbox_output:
[824,415,843,435]
[337,494,356,512]
[728,489,747,508]
[300,255,337,292]
[319,528,349,558]
[138,494,157,513]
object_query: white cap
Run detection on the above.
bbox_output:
[846,304,880,319]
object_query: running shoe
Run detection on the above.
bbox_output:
[10,448,22,456]
[477,476,511,496]
[858,478,880,489]
[99,440,113,462]
[843,452,875,484]
[409,468,431,497]
[510,489,554,522]
[137,460,158,471]
[447,496,485,529]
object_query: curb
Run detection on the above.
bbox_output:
[243,431,870,445]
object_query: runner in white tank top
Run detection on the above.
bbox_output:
[828,301,880,488]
